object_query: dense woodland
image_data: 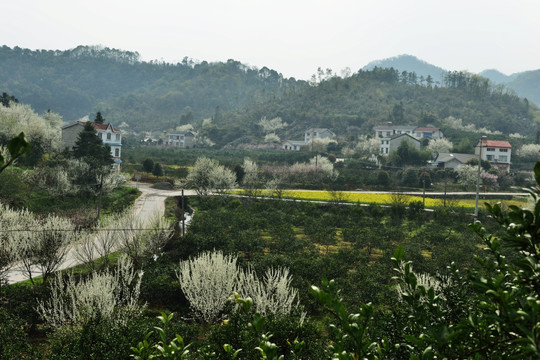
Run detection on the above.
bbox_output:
[1,45,539,148]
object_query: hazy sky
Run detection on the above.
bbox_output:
[2,0,539,80]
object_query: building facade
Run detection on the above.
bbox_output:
[374,124,444,155]
[428,152,478,169]
[167,131,195,148]
[304,128,335,143]
[282,140,305,151]
[475,139,512,172]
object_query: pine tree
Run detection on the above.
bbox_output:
[73,122,113,181]
[152,162,163,177]
[94,111,105,124]
[142,158,154,173]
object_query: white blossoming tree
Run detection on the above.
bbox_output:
[177,250,239,322]
[37,255,143,328]
[177,250,301,322]
[186,157,236,196]
[427,138,454,156]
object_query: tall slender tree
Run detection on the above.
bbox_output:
[94,111,105,124]
[73,122,113,182]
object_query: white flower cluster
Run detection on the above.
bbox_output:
[237,266,299,317]
[37,255,143,328]
[0,103,63,151]
[177,250,300,323]
[185,157,237,196]
[440,116,502,135]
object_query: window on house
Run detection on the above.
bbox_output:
[487,148,495,151]
[107,133,111,140]
[116,134,120,140]
[499,155,507,162]
[115,148,119,157]
[487,155,494,161]
[499,148,508,152]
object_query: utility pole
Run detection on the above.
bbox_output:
[181,189,185,236]
[96,174,104,226]
[474,136,487,218]
[443,176,447,207]
[422,179,426,207]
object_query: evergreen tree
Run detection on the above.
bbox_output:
[142,158,154,173]
[94,111,105,124]
[0,92,18,107]
[73,122,113,181]
[152,162,163,177]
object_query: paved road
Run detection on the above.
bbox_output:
[6,184,194,284]
[131,183,195,221]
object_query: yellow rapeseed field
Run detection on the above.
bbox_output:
[231,189,527,209]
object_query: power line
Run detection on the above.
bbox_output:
[1,227,174,233]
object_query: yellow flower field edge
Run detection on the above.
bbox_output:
[229,189,527,209]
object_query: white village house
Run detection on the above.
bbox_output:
[282,140,306,151]
[476,138,512,172]
[167,130,195,148]
[374,124,443,155]
[428,152,478,169]
[304,128,335,143]
[282,127,335,151]
[62,121,122,169]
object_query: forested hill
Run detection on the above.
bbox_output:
[1,45,538,145]
[363,55,540,106]
[214,67,537,147]
[362,54,447,83]
[0,45,295,130]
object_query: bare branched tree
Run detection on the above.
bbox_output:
[17,214,78,284]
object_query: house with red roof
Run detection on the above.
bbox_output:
[62,121,122,169]
[475,138,512,172]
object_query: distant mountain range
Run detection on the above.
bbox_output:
[363,54,540,105]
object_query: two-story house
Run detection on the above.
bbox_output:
[475,138,512,172]
[62,121,122,169]
[282,127,335,151]
[167,131,195,148]
[373,124,444,155]
[304,128,335,143]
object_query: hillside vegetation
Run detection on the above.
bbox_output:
[1,46,538,147]
[217,67,536,147]
[0,45,294,131]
